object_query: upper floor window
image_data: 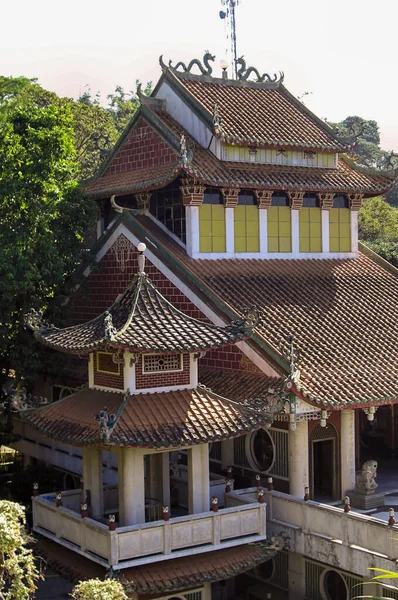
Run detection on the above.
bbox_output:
[150,179,186,243]
[268,192,291,252]
[199,189,226,252]
[235,190,259,252]
[330,195,350,252]
[299,193,322,252]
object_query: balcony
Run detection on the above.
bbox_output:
[32,489,267,570]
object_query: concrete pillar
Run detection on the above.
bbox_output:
[351,210,358,254]
[82,447,103,520]
[291,210,300,254]
[118,447,145,526]
[185,206,200,257]
[288,551,306,600]
[221,439,234,470]
[225,207,234,254]
[288,420,309,497]
[259,209,268,253]
[322,210,330,253]
[188,444,210,514]
[147,452,170,507]
[341,409,356,495]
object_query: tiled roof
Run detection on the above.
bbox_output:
[22,387,271,447]
[168,70,349,152]
[84,106,394,198]
[199,366,282,402]
[121,214,398,407]
[36,538,276,595]
[34,273,252,354]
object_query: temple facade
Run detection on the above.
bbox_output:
[12,54,398,599]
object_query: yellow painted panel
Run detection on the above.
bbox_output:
[279,207,291,222]
[246,206,259,222]
[234,206,246,221]
[340,238,351,252]
[268,207,279,222]
[199,205,212,220]
[212,205,225,222]
[329,223,339,238]
[212,221,225,236]
[329,237,340,252]
[300,239,310,253]
[246,220,258,236]
[310,209,321,224]
[329,208,339,223]
[268,220,279,237]
[340,223,351,238]
[279,221,291,237]
[300,208,310,223]
[213,237,226,253]
[339,209,350,223]
[300,222,310,238]
[310,221,322,237]
[234,221,246,236]
[268,237,279,252]
[247,237,260,252]
[279,237,292,252]
[310,237,322,252]
[235,237,246,252]
[200,237,212,253]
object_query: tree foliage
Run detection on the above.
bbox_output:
[0,77,95,387]
[0,500,41,599]
[71,579,127,600]
[359,196,398,267]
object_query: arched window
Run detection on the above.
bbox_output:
[268,192,291,252]
[299,193,322,252]
[234,190,259,252]
[199,189,225,252]
[330,195,350,252]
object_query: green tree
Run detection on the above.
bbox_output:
[0,500,41,599]
[0,77,95,388]
[71,579,127,600]
[359,197,398,267]
[107,81,152,135]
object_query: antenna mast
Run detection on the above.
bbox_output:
[220,0,241,79]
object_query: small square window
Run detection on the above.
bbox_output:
[142,353,183,374]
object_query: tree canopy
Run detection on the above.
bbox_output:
[71,579,127,600]
[359,196,398,267]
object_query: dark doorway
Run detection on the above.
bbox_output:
[313,439,334,499]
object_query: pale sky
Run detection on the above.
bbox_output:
[2,0,397,150]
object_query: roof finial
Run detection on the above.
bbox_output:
[137,242,147,274]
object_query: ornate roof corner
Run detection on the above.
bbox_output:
[10,387,51,412]
[104,311,117,341]
[228,307,262,334]
[95,406,117,442]
[179,134,194,164]
[161,52,216,77]
[236,56,284,85]
[24,308,55,332]
[279,334,302,390]
[213,103,223,134]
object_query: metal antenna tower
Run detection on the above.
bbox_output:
[219,0,241,79]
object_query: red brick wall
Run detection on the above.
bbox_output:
[201,345,262,372]
[104,118,177,177]
[135,353,191,390]
[93,353,124,390]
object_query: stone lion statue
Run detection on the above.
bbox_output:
[355,460,378,492]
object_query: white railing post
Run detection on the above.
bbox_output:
[212,513,221,545]
[163,522,172,555]
[109,531,119,566]
[259,504,267,536]
[80,521,87,552]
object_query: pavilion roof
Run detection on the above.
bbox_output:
[111,212,398,408]
[21,385,275,447]
[29,272,254,355]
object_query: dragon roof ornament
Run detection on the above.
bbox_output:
[235,56,284,84]
[159,52,215,77]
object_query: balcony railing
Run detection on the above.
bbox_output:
[33,490,267,570]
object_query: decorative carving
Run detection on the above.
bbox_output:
[355,460,378,492]
[303,151,316,160]
[180,178,205,206]
[160,52,215,76]
[213,103,222,134]
[255,190,273,210]
[112,234,134,272]
[9,387,50,411]
[318,193,334,211]
[221,187,240,208]
[348,193,363,211]
[229,306,261,333]
[287,191,305,210]
[104,311,117,340]
[236,56,284,84]
[135,192,152,211]
[95,407,117,442]
[24,308,54,332]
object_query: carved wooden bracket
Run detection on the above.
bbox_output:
[348,193,364,211]
[180,178,205,206]
[135,192,152,211]
[318,193,334,211]
[221,187,240,208]
[288,191,305,210]
[254,190,273,209]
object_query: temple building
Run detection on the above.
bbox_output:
[13,53,398,599]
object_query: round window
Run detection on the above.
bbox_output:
[323,570,348,600]
[246,428,275,472]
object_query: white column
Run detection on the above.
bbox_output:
[147,452,170,508]
[185,206,200,257]
[225,207,234,254]
[322,210,330,253]
[351,211,358,255]
[288,552,306,600]
[123,351,136,392]
[341,409,356,495]
[259,209,268,253]
[188,444,210,514]
[118,447,145,526]
[288,420,309,497]
[88,353,94,388]
[221,439,234,470]
[190,353,198,388]
[291,210,300,254]
[82,447,103,519]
